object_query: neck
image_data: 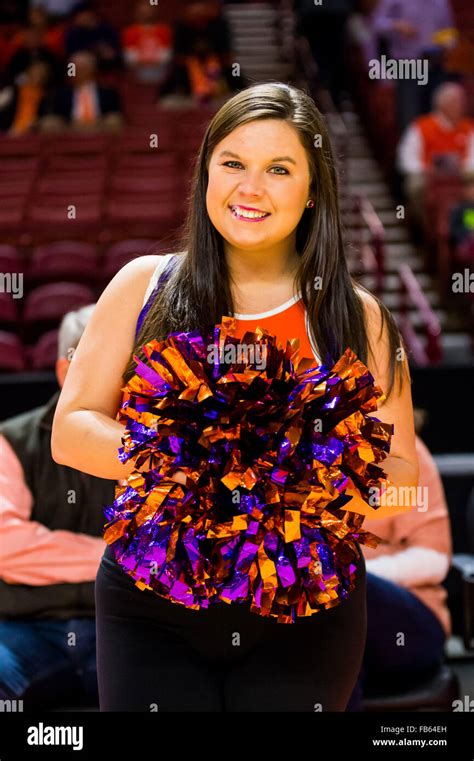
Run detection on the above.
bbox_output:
[224,239,300,285]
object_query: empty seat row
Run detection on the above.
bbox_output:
[0,329,59,372]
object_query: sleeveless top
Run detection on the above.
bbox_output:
[136,253,321,366]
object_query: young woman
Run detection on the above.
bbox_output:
[51,82,419,712]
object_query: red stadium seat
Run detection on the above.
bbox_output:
[0,198,26,228]
[0,331,27,372]
[0,157,39,174]
[37,175,105,195]
[114,153,178,172]
[108,174,181,195]
[105,199,181,232]
[0,174,33,197]
[0,244,22,273]
[0,292,20,329]
[29,241,99,286]
[44,155,107,173]
[102,239,166,280]
[26,328,60,371]
[27,198,103,225]
[22,282,95,342]
[41,135,110,157]
[0,136,42,158]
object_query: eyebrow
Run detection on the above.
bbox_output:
[218,150,297,166]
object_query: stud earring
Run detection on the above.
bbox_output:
[306,199,315,208]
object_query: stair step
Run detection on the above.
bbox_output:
[234,43,280,53]
[348,182,391,196]
[224,4,277,15]
[348,255,424,273]
[357,272,435,291]
[347,157,381,171]
[390,309,448,328]
[382,226,411,242]
[440,334,473,361]
[346,171,384,184]
[385,242,418,256]
[342,211,404,227]
[377,291,440,310]
[340,195,395,212]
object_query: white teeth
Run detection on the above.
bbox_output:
[231,206,269,219]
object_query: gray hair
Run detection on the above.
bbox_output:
[57,303,96,361]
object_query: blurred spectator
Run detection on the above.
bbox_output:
[30,0,81,23]
[397,82,474,221]
[122,0,173,84]
[160,1,241,106]
[348,431,452,710]
[65,1,122,71]
[346,0,380,68]
[6,5,66,61]
[41,50,122,132]
[0,60,52,135]
[371,0,459,131]
[449,177,474,262]
[4,24,61,87]
[294,0,356,110]
[0,305,114,708]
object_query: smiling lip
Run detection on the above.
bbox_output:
[229,204,271,222]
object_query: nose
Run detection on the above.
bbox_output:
[237,169,265,199]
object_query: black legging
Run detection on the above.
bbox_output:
[95,542,367,712]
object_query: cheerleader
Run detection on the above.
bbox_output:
[52,82,418,711]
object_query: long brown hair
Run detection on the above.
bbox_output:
[123,82,408,399]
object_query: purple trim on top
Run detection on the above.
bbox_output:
[135,255,179,339]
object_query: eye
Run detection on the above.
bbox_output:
[221,161,242,169]
[269,166,289,175]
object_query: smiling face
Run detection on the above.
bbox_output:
[206,119,312,258]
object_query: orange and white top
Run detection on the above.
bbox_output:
[142,254,321,367]
[231,293,321,368]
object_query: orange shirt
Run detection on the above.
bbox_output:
[231,293,320,368]
[11,83,44,134]
[362,437,452,636]
[122,23,173,63]
[416,113,474,169]
[8,25,65,59]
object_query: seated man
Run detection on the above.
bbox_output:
[65,1,122,71]
[0,60,52,134]
[396,82,474,224]
[159,0,242,107]
[40,50,122,132]
[0,305,117,708]
[348,421,452,710]
[3,23,61,86]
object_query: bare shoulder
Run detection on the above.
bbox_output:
[352,285,399,393]
[102,254,170,307]
[354,285,381,320]
[353,285,386,343]
[119,254,164,280]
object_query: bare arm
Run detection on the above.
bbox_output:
[364,291,419,510]
[51,255,163,480]
[346,290,419,519]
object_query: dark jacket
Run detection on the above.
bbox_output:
[0,390,117,620]
[48,83,121,122]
